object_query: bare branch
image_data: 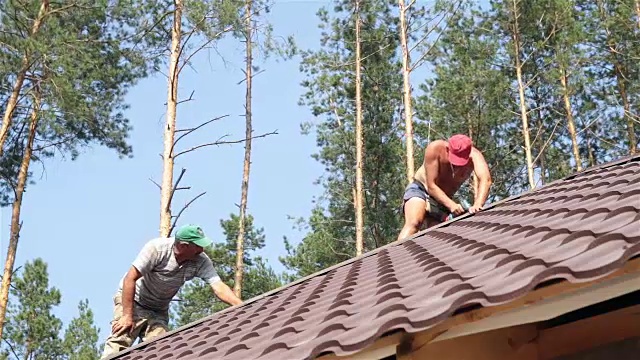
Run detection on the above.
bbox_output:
[410,32,443,71]
[166,168,186,213]
[169,191,206,235]
[409,1,463,71]
[164,89,195,106]
[2,337,20,360]
[329,97,343,127]
[175,114,229,134]
[170,114,230,157]
[149,177,161,190]
[174,130,278,158]
[178,23,236,76]
[329,43,393,69]
[237,69,266,85]
[532,119,562,164]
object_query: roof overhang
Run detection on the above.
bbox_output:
[319,256,640,360]
[431,265,640,342]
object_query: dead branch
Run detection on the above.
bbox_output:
[166,167,186,213]
[175,114,229,134]
[173,130,278,158]
[410,1,463,71]
[329,97,343,127]
[532,118,562,164]
[177,3,271,77]
[163,89,195,106]
[169,191,206,235]
[149,177,161,189]
[149,176,189,191]
[2,337,20,360]
[0,266,22,293]
[170,114,230,157]
[178,25,234,76]
[408,7,450,54]
[330,43,393,69]
[237,69,266,85]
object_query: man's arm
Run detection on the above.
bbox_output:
[112,266,142,336]
[210,280,243,306]
[121,266,142,320]
[112,242,158,336]
[424,143,458,211]
[198,257,243,307]
[470,148,492,211]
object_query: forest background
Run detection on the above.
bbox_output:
[0,0,637,357]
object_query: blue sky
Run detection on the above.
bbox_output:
[0,0,333,346]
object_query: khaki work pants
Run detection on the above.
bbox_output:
[100,293,169,359]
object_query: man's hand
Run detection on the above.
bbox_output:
[112,314,134,336]
[468,205,483,214]
[211,280,244,307]
[449,203,466,215]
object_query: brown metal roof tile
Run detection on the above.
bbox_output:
[107,155,640,360]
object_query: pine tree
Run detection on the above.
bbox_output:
[0,258,64,359]
[281,0,405,278]
[0,0,167,339]
[62,299,101,360]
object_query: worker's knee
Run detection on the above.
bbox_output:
[101,333,134,359]
[403,200,426,227]
[143,321,168,343]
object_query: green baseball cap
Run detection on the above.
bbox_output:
[175,224,212,248]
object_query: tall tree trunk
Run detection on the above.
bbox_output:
[234,0,253,298]
[597,0,637,155]
[467,121,478,197]
[0,0,48,158]
[586,128,596,167]
[398,0,414,183]
[354,0,364,257]
[537,114,546,184]
[614,68,636,154]
[560,68,582,171]
[159,0,183,237]
[635,0,640,29]
[510,0,536,189]
[0,91,41,340]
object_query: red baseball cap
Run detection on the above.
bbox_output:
[447,134,473,166]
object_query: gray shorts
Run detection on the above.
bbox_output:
[402,181,449,220]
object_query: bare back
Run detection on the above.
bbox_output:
[414,141,474,197]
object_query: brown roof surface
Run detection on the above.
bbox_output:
[110,155,640,360]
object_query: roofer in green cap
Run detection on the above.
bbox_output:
[100,224,243,358]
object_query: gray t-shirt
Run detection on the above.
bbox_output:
[118,237,221,311]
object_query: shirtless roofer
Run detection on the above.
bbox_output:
[397,134,492,241]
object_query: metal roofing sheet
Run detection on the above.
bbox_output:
[109,155,640,360]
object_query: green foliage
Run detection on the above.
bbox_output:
[578,0,640,157]
[0,0,170,206]
[0,259,102,359]
[170,213,282,328]
[62,299,101,360]
[415,0,526,201]
[281,0,407,278]
[1,258,64,359]
[286,0,639,282]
